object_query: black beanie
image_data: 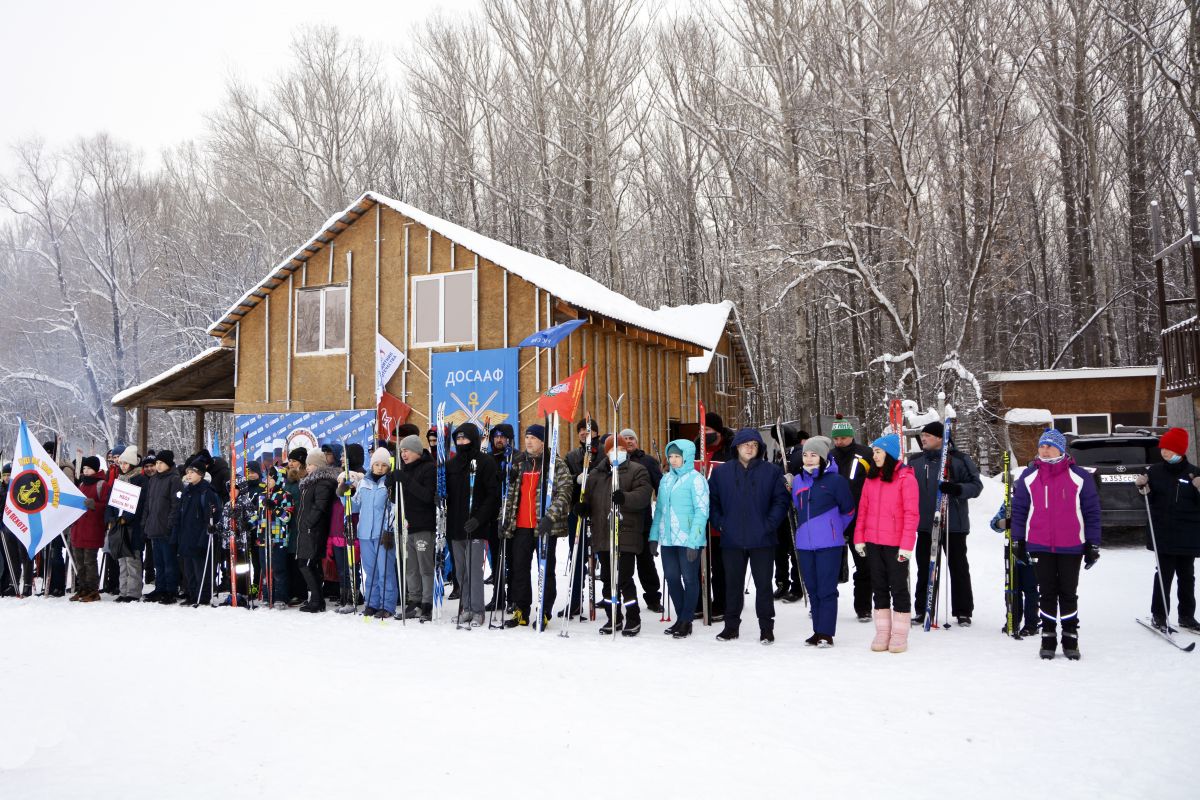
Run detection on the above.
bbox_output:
[922,421,945,439]
[81,456,101,472]
[288,447,308,464]
[577,418,597,432]
[705,411,724,431]
[154,450,176,468]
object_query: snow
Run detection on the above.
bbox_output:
[208,192,733,354]
[987,366,1159,382]
[1004,407,1055,425]
[110,347,231,405]
[1,476,1195,799]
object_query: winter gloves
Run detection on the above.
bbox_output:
[854,543,866,558]
[898,549,913,562]
[536,516,554,536]
[1136,474,1150,495]
[1015,540,1028,563]
[463,518,480,535]
[648,540,659,557]
[574,501,591,517]
[938,481,962,496]
[611,489,626,507]
[1084,543,1100,569]
[381,532,395,550]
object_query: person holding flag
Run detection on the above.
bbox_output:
[2,420,90,597]
[69,455,115,602]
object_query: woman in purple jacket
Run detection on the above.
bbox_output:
[1010,429,1101,661]
[791,436,855,647]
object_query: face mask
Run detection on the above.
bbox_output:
[1169,454,1183,464]
[610,450,626,466]
[705,432,718,447]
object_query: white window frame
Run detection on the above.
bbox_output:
[294,284,349,356]
[411,271,477,348]
[713,352,732,395]
[1052,413,1111,436]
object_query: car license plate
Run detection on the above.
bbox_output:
[1100,474,1138,483]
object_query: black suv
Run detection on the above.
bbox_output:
[1067,433,1163,530]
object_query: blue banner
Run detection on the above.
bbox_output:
[235,409,375,467]
[518,318,585,349]
[431,348,519,435]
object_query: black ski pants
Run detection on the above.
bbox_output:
[1034,552,1082,634]
[634,531,661,606]
[722,545,775,631]
[867,543,911,612]
[847,527,873,617]
[1151,553,1196,622]
[597,550,638,617]
[508,529,557,619]
[913,529,974,618]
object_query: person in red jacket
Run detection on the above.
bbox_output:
[854,434,919,653]
[71,456,114,602]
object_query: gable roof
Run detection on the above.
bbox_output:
[207,192,730,354]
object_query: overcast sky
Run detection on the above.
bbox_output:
[0,0,474,168]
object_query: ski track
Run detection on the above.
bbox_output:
[0,477,1193,798]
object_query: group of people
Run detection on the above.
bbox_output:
[4,412,1197,661]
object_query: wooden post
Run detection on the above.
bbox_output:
[136,406,148,456]
[194,408,206,454]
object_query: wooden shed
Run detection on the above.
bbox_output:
[116,192,754,457]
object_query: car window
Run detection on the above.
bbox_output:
[1070,446,1153,466]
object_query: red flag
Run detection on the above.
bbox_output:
[377,391,412,440]
[537,365,589,422]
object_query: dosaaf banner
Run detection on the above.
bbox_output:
[431,348,519,434]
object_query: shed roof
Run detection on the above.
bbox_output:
[986,366,1159,382]
[111,347,235,411]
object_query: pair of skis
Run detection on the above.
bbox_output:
[923,417,954,632]
[533,412,561,633]
[433,403,448,621]
[560,414,594,638]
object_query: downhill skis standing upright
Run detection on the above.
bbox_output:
[923,417,954,631]
[228,443,240,608]
[489,440,513,630]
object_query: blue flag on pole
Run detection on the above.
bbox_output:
[517,318,586,349]
[3,419,88,555]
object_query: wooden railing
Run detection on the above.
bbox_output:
[1164,316,1200,392]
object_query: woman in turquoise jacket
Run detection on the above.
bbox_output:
[650,439,710,639]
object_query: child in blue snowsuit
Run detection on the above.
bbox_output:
[990,503,1040,636]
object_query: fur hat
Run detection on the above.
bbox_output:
[154,450,175,468]
[81,456,101,473]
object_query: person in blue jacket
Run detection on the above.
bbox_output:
[650,438,710,639]
[708,428,791,644]
[792,436,855,647]
[989,503,1040,637]
[345,447,399,619]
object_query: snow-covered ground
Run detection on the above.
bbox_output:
[1,476,1194,798]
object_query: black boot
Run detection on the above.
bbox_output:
[622,605,642,637]
[1061,628,1080,661]
[672,621,693,639]
[1039,631,1057,660]
[664,620,681,636]
[716,626,739,641]
[760,623,775,645]
[644,593,663,614]
[599,606,623,635]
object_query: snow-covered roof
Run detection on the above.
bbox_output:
[207,192,730,354]
[111,347,232,406]
[1162,315,1197,335]
[1004,408,1054,425]
[986,366,1159,382]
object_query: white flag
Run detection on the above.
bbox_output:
[376,333,405,402]
[3,419,88,556]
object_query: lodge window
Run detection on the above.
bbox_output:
[295,285,348,355]
[714,352,731,395]
[1053,413,1111,436]
[412,272,476,347]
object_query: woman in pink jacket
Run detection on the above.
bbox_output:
[854,434,919,653]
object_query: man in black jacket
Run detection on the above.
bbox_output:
[618,428,664,613]
[485,424,515,613]
[296,449,339,612]
[141,450,183,603]
[393,434,438,621]
[909,421,983,626]
[829,416,875,622]
[446,424,500,627]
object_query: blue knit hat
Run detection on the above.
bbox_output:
[1038,428,1067,455]
[525,424,546,442]
[870,434,901,461]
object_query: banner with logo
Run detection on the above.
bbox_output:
[377,391,413,440]
[376,334,405,402]
[431,348,519,435]
[235,410,376,468]
[3,419,88,555]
